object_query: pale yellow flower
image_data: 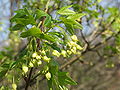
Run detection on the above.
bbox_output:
[45,72,51,80]
[61,50,67,57]
[67,50,72,55]
[52,50,61,57]
[32,52,37,58]
[12,83,17,90]
[71,47,77,54]
[71,35,78,41]
[41,50,46,55]
[37,60,42,65]
[43,56,51,62]
[36,55,41,60]
[22,65,28,73]
[29,61,34,67]
[76,44,83,50]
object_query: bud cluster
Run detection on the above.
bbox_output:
[29,50,51,68]
[67,35,83,55]
[52,35,83,57]
[29,52,42,67]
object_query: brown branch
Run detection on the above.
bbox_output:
[18,30,117,89]
[90,18,116,43]
[25,67,33,90]
[35,30,120,82]
[17,2,119,90]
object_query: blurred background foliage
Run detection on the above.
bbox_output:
[0,0,120,90]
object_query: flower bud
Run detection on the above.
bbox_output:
[43,56,51,62]
[36,55,41,60]
[29,61,34,67]
[71,35,78,41]
[32,59,36,63]
[45,72,51,80]
[37,60,42,65]
[67,50,72,55]
[12,83,17,90]
[61,50,67,57]
[41,50,46,55]
[71,47,77,54]
[52,50,61,57]
[76,45,83,50]
[32,52,37,58]
[22,65,28,73]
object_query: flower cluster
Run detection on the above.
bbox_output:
[28,50,51,68]
[52,35,83,57]
[29,52,42,67]
[66,35,83,55]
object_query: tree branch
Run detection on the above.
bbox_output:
[25,67,33,90]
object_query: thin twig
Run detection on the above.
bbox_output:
[80,30,90,50]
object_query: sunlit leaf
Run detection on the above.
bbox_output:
[20,27,41,38]
[67,13,86,20]
[57,5,76,15]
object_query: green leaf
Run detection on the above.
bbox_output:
[65,24,74,35]
[0,69,8,79]
[44,16,52,27]
[37,34,56,42]
[32,38,37,52]
[73,22,83,30]
[44,34,56,42]
[10,24,25,31]
[11,8,36,25]
[12,18,36,25]
[58,85,68,90]
[24,8,30,15]
[20,27,41,38]
[47,32,63,43]
[9,61,18,69]
[67,13,86,20]
[35,9,52,27]
[57,5,76,15]
[46,42,61,52]
[1,63,10,69]
[60,17,74,34]
[49,60,59,75]
[21,28,57,42]
[58,71,77,85]
[47,78,53,90]
[35,9,47,19]
[10,9,27,22]
[19,49,28,58]
[60,17,83,33]
[47,61,59,90]
[48,32,64,38]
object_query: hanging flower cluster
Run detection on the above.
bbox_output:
[52,35,83,58]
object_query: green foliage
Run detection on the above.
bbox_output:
[0,4,85,89]
[35,9,52,27]
[10,8,36,31]
[1,0,120,89]
[57,5,76,15]
[20,26,41,38]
